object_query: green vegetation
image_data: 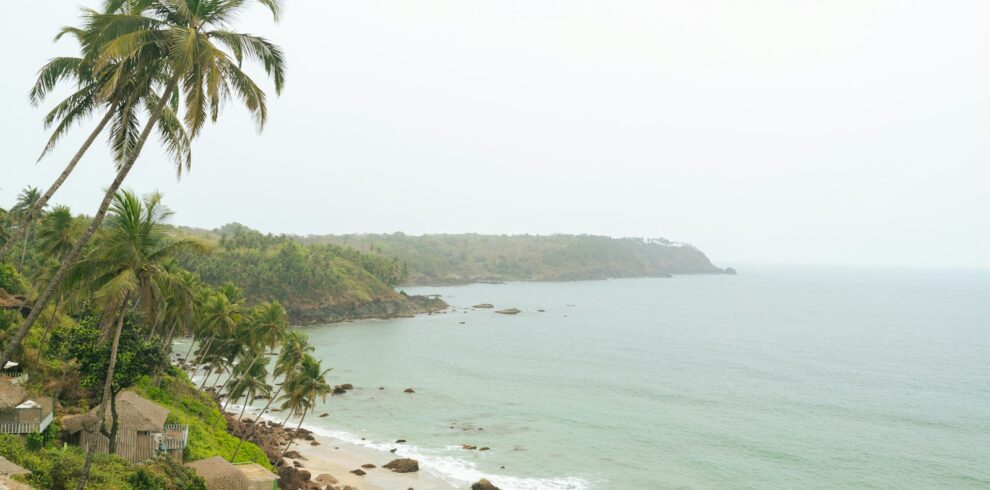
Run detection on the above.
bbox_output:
[304,232,726,284]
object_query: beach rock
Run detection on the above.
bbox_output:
[537,309,545,312]
[495,308,521,315]
[473,303,494,309]
[319,412,329,417]
[462,444,477,450]
[349,469,366,476]
[395,439,407,443]
[379,386,385,390]
[383,458,419,473]
[310,441,320,446]
[361,464,376,469]
[315,474,337,485]
[472,479,501,490]
[333,385,346,395]
[480,447,490,451]
[404,388,415,393]
[284,450,303,459]
[340,383,354,390]
[390,448,397,453]
[277,467,313,490]
[293,461,302,468]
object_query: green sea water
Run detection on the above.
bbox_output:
[277,266,990,489]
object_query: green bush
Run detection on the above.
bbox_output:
[0,262,29,294]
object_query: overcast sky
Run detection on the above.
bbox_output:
[3,1,989,268]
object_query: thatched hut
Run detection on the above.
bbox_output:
[62,391,185,463]
[235,462,279,490]
[186,457,250,490]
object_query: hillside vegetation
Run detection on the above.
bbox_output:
[301,233,728,285]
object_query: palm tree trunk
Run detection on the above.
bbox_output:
[34,295,61,364]
[222,352,265,409]
[183,332,199,370]
[229,382,283,462]
[19,224,31,271]
[78,297,129,489]
[195,335,217,390]
[237,394,250,423]
[0,106,116,261]
[282,407,307,456]
[0,76,179,374]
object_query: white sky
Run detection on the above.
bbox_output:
[3,1,989,268]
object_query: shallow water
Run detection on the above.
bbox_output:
[231,266,990,489]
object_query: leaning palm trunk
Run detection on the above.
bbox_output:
[34,295,61,363]
[222,352,265,410]
[282,407,308,456]
[229,382,283,462]
[0,77,176,373]
[78,298,128,488]
[0,106,116,261]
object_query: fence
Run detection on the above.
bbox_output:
[0,411,53,434]
[78,429,160,463]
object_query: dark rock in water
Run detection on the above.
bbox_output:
[472,479,501,490]
[496,308,521,315]
[459,321,466,324]
[480,447,490,451]
[319,412,329,418]
[724,267,737,275]
[310,441,319,446]
[340,383,354,390]
[361,463,376,469]
[390,448,397,453]
[462,444,477,450]
[473,303,495,309]
[350,469,366,476]
[383,458,419,473]
[404,388,415,393]
[395,439,406,443]
[379,386,385,390]
[333,385,347,395]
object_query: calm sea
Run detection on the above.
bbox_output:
[275,266,990,488]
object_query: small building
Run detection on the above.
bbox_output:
[235,462,279,490]
[0,380,53,434]
[62,391,187,463]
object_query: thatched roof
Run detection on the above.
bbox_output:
[62,391,168,434]
[0,456,29,476]
[234,462,278,482]
[0,289,29,315]
[0,381,27,411]
[187,456,250,490]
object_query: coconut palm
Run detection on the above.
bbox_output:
[225,356,272,424]
[221,301,286,408]
[9,187,43,270]
[229,331,312,461]
[279,354,332,456]
[193,291,243,390]
[0,7,193,263]
[32,205,86,362]
[0,0,285,381]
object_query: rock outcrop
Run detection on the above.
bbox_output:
[383,458,419,473]
[472,479,501,490]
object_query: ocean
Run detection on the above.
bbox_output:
[247,266,990,489]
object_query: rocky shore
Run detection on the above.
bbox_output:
[286,295,448,325]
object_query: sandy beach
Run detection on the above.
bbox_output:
[236,405,459,490]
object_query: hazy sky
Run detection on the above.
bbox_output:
[3,1,989,268]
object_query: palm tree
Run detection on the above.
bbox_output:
[62,191,198,466]
[10,187,43,270]
[279,354,332,456]
[33,205,85,362]
[0,7,192,263]
[193,291,243,390]
[230,331,312,461]
[0,0,286,380]
[225,356,272,424]
[221,301,286,408]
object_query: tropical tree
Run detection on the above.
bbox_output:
[32,205,85,361]
[9,187,43,270]
[0,0,286,386]
[225,356,272,423]
[192,290,243,390]
[221,300,285,408]
[229,330,312,461]
[279,354,332,456]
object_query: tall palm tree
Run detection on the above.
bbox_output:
[33,205,85,362]
[0,0,286,380]
[0,8,192,263]
[230,331,312,461]
[221,301,286,408]
[9,187,43,270]
[225,356,272,424]
[279,354,332,456]
[193,291,242,390]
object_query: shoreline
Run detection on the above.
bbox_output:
[232,405,459,490]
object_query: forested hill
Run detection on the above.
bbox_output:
[298,232,729,285]
[174,223,444,324]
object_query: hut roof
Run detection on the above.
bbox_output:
[62,391,168,434]
[187,456,250,490]
[0,456,30,476]
[0,381,27,411]
[235,462,278,482]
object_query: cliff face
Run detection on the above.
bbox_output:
[286,294,448,325]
